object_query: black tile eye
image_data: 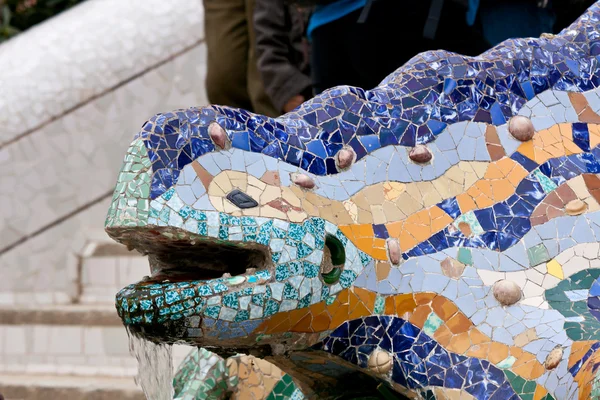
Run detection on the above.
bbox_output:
[226,189,258,209]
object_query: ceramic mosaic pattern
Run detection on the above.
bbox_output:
[106,2,600,399]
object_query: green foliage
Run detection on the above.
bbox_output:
[0,0,86,43]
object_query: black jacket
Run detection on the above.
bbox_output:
[254,0,312,113]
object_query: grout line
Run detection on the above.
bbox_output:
[0,190,113,256]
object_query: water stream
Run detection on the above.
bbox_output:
[128,328,175,400]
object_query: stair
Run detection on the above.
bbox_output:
[0,243,193,399]
[78,242,150,305]
[0,374,145,400]
[0,304,138,378]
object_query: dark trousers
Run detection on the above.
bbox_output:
[203,0,278,116]
[310,0,490,94]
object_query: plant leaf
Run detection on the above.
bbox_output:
[2,5,11,26]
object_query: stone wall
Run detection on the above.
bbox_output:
[0,0,209,305]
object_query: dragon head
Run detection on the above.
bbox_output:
[105,104,374,352]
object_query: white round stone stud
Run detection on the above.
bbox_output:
[508,116,535,141]
[545,347,563,370]
[336,147,355,170]
[409,145,432,163]
[368,349,393,374]
[291,173,315,189]
[493,280,522,306]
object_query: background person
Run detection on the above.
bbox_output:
[254,0,313,114]
[203,0,278,116]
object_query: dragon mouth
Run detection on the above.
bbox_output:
[107,226,273,284]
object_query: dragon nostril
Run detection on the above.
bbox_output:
[321,234,345,284]
[226,189,258,209]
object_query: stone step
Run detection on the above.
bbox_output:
[0,305,192,378]
[0,304,121,326]
[79,242,149,305]
[0,373,144,400]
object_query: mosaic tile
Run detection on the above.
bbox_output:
[101,3,600,399]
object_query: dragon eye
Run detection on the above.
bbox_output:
[321,235,345,284]
[226,189,258,209]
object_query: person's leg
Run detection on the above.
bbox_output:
[245,0,279,117]
[203,0,252,110]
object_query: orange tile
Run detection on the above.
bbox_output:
[357,224,374,237]
[447,332,471,354]
[468,328,490,345]
[533,385,548,400]
[487,342,509,364]
[353,288,376,310]
[403,213,433,240]
[512,355,544,380]
[371,247,389,260]
[309,301,327,316]
[431,296,458,320]
[327,299,340,315]
[518,141,535,160]
[509,347,524,359]
[430,208,454,232]
[398,230,418,252]
[466,343,491,359]
[528,362,545,380]
[349,302,371,320]
[456,192,478,214]
[506,165,529,187]
[329,304,350,329]
[372,238,387,249]
[258,312,290,334]
[287,309,310,329]
[409,305,432,328]
[292,313,313,332]
[394,295,417,315]
[311,312,332,332]
[433,324,453,346]
[385,297,396,315]
[446,313,471,334]
[491,180,516,200]
[385,221,403,237]
[337,290,350,305]
[414,293,436,305]
[347,291,361,311]
[568,340,597,370]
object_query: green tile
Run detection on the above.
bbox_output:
[423,312,444,336]
[523,380,537,393]
[527,244,550,266]
[496,355,516,369]
[374,295,385,314]
[457,248,473,265]
[504,370,525,393]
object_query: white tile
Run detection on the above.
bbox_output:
[102,327,130,356]
[48,326,82,355]
[32,325,50,354]
[4,326,27,355]
[84,258,117,286]
[83,327,104,356]
[0,292,15,305]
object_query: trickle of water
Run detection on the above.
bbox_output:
[127,327,174,400]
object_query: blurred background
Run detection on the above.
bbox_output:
[0,0,596,398]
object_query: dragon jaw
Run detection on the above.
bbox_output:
[105,134,371,351]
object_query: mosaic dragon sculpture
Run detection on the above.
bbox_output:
[107,2,600,399]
